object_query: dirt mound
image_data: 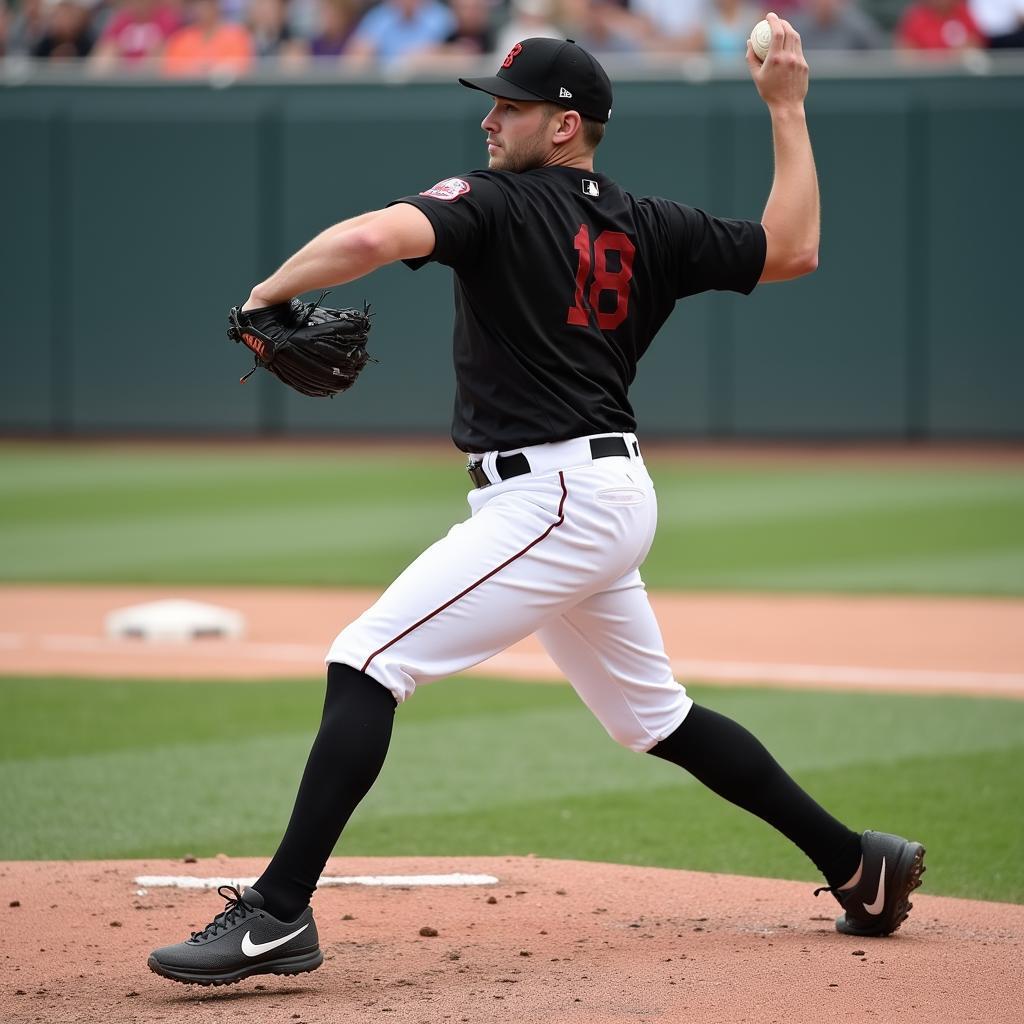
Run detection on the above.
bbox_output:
[1,856,1020,1024]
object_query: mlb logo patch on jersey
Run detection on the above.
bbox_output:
[582,179,600,198]
[420,177,472,202]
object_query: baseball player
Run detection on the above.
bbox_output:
[149,17,925,987]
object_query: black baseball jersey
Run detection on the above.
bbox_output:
[392,166,765,453]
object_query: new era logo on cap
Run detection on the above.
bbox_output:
[458,38,614,124]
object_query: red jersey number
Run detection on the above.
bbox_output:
[566,225,636,331]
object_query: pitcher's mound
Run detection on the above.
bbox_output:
[1,856,1020,1024]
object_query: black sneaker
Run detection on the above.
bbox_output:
[148,885,322,986]
[816,830,926,937]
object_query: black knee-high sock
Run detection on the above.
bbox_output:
[650,704,862,889]
[254,663,397,921]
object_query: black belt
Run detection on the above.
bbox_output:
[467,436,632,489]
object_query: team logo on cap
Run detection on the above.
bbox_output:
[502,42,523,68]
[420,177,472,202]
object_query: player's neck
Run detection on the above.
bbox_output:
[541,151,595,172]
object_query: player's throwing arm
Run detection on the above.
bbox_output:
[746,12,819,284]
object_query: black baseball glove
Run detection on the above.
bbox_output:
[227,293,373,398]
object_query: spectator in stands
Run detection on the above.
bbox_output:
[287,0,321,40]
[248,0,308,58]
[310,0,361,57]
[631,0,708,53]
[399,0,495,65]
[706,0,760,54]
[570,0,649,54]
[6,0,47,54]
[969,0,1024,45]
[790,0,887,49]
[90,0,180,67]
[345,0,456,65]
[897,0,984,48]
[162,0,253,74]
[32,0,95,57]
[494,0,562,58]
[432,0,495,56]
[220,0,249,27]
[0,1,8,56]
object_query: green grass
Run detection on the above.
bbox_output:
[2,675,1022,903]
[1,444,1023,594]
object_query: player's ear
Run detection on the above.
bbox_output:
[552,110,582,146]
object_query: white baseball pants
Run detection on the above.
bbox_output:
[326,433,692,752]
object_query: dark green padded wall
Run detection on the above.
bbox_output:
[923,102,1024,436]
[1,73,1021,438]
[64,94,267,430]
[730,89,915,436]
[0,103,57,431]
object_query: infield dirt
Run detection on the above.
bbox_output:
[2,855,1022,1024]
[2,584,1023,697]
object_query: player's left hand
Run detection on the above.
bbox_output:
[746,12,809,110]
[227,294,374,398]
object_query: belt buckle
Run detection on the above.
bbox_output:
[466,458,490,489]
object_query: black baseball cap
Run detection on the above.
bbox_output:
[459,37,613,124]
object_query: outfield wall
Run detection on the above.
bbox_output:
[2,67,1022,439]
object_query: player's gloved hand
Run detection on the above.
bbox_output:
[227,293,374,398]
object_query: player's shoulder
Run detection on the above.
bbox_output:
[635,193,690,215]
[413,170,510,204]
[437,168,543,196]
[633,193,704,231]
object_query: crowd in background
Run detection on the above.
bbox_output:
[1,0,1022,71]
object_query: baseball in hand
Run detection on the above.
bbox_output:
[750,19,772,61]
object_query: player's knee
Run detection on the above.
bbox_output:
[326,624,414,704]
[326,662,399,709]
[593,691,694,753]
[601,719,655,753]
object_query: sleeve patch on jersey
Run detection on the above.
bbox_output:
[420,177,472,202]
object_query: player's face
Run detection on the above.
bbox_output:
[481,98,556,173]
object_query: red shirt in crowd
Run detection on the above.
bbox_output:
[101,4,181,60]
[898,0,985,49]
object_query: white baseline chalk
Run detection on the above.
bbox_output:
[135,873,499,890]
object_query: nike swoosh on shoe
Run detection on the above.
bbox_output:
[862,856,886,915]
[241,923,310,958]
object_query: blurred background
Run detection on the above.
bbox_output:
[4,0,1024,71]
[1,0,1023,440]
